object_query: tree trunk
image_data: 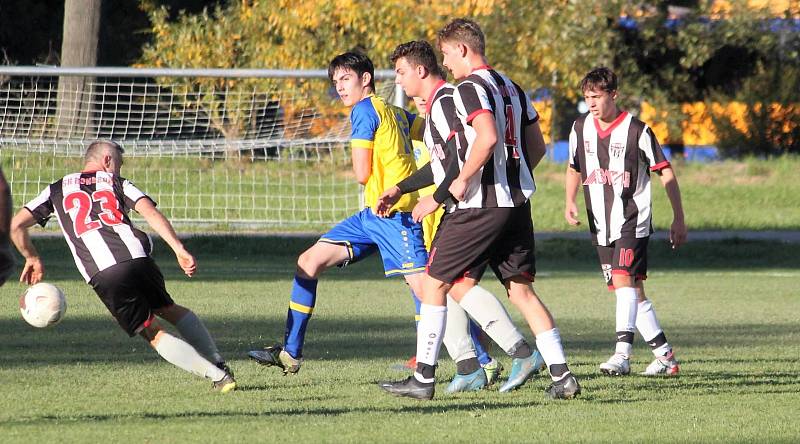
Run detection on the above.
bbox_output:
[55,0,101,140]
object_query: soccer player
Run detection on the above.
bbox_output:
[378,22,579,400]
[565,67,686,376]
[408,95,507,388]
[9,140,236,392]
[0,166,13,286]
[247,52,429,375]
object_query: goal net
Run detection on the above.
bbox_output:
[0,67,402,231]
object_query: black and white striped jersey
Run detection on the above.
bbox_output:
[423,79,460,212]
[451,65,539,209]
[24,171,154,282]
[568,111,671,246]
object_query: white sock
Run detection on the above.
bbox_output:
[174,310,224,364]
[535,328,568,381]
[614,286,638,357]
[459,285,525,353]
[442,295,477,362]
[636,299,672,357]
[152,331,226,381]
[414,303,446,383]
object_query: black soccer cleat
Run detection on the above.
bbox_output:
[215,361,234,378]
[248,345,302,375]
[545,373,581,400]
[378,376,435,400]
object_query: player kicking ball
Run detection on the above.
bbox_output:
[247,52,430,375]
[10,140,236,393]
[565,67,687,376]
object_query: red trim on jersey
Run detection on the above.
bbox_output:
[650,161,671,172]
[607,284,616,291]
[471,65,492,72]
[467,108,491,124]
[141,314,156,329]
[425,80,447,115]
[594,111,629,139]
[611,269,631,276]
[520,271,535,282]
[447,130,456,141]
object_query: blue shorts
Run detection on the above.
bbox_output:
[320,208,428,277]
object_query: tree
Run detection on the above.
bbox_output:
[56,0,102,138]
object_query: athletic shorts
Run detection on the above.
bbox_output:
[427,201,535,284]
[596,236,649,290]
[89,257,174,336]
[320,208,428,277]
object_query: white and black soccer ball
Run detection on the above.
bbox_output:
[19,282,67,328]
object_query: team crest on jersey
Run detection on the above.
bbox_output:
[610,142,625,158]
[584,141,594,155]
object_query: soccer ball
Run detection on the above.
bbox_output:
[19,282,67,328]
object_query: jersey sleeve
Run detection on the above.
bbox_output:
[121,178,155,209]
[349,99,380,150]
[431,95,458,142]
[455,82,492,125]
[518,85,539,126]
[639,126,670,172]
[24,186,54,227]
[568,121,580,172]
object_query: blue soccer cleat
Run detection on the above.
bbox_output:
[498,349,545,393]
[445,367,488,393]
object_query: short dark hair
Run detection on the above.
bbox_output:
[580,67,618,93]
[437,18,485,56]
[390,41,443,78]
[85,140,124,162]
[328,52,375,91]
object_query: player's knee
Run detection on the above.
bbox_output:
[139,320,164,346]
[154,304,188,323]
[296,250,324,278]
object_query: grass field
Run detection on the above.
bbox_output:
[1,236,798,443]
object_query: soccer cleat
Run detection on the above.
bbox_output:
[482,358,504,386]
[212,372,237,394]
[498,349,545,393]
[599,353,631,376]
[641,351,680,376]
[545,373,581,399]
[446,368,488,393]
[378,376,435,400]
[248,345,302,375]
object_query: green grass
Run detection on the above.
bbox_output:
[1,236,798,442]
[4,152,800,231]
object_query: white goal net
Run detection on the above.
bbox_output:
[0,67,402,231]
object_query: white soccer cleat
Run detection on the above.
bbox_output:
[641,351,680,376]
[599,353,631,376]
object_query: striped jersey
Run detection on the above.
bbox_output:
[422,80,460,212]
[451,66,539,209]
[568,111,671,246]
[24,171,154,282]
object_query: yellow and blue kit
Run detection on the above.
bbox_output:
[410,116,444,251]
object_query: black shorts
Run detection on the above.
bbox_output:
[596,237,649,289]
[89,257,174,336]
[427,201,535,284]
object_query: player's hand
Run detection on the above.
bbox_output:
[175,248,197,277]
[412,195,440,223]
[20,256,44,285]
[669,218,687,249]
[565,201,581,226]
[449,178,468,202]
[375,186,402,217]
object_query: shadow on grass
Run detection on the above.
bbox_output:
[11,236,800,283]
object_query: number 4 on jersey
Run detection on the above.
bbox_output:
[504,104,519,159]
[63,189,124,237]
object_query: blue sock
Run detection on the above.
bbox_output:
[410,289,422,329]
[469,319,491,366]
[284,275,318,358]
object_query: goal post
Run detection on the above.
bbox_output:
[0,66,404,231]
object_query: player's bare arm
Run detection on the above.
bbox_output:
[524,121,547,171]
[449,112,497,201]
[658,167,687,248]
[10,209,44,285]
[135,197,196,277]
[564,166,582,226]
[351,147,372,185]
